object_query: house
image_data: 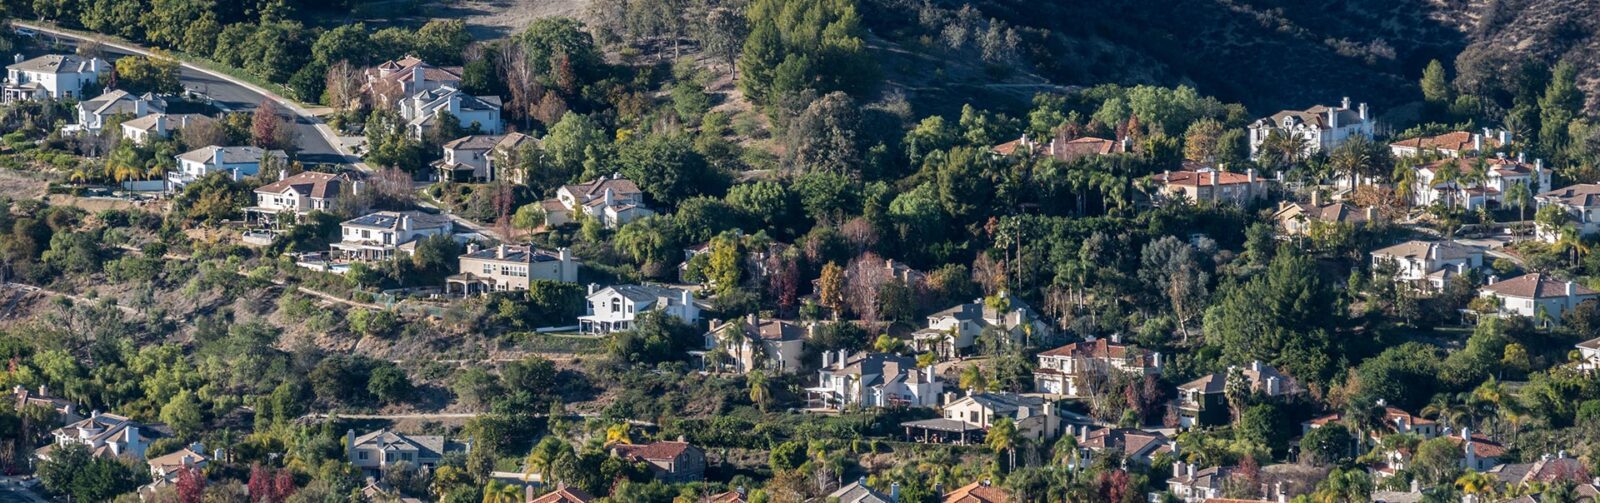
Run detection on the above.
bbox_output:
[360,56,464,109]
[578,284,700,334]
[247,171,351,225]
[332,211,455,261]
[446,244,579,295]
[810,350,942,410]
[168,146,289,192]
[120,113,208,145]
[526,484,596,503]
[1168,462,1230,503]
[1577,337,1600,372]
[1272,196,1375,237]
[943,480,1009,503]
[1447,428,1504,472]
[697,315,807,374]
[1247,97,1374,158]
[912,292,1052,359]
[3,53,109,103]
[991,133,1129,162]
[542,175,655,229]
[702,490,748,503]
[609,440,706,483]
[1490,454,1591,487]
[75,89,165,134]
[1535,183,1600,242]
[1389,128,1512,158]
[1076,427,1174,465]
[1034,337,1162,397]
[399,86,503,139]
[1147,162,1274,206]
[930,392,1062,441]
[1478,273,1600,325]
[147,443,210,483]
[38,412,154,460]
[1408,155,1549,210]
[1369,240,1484,291]
[1177,361,1302,428]
[1302,407,1437,439]
[346,429,463,473]
[11,385,83,425]
[828,480,895,503]
[433,133,536,183]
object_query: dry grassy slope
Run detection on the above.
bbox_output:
[1459,0,1600,110]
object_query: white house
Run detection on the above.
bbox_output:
[1535,184,1600,242]
[911,292,1052,359]
[541,175,656,228]
[445,244,579,295]
[331,210,454,261]
[1478,273,1600,326]
[167,146,289,192]
[74,89,165,134]
[3,53,109,103]
[360,56,464,109]
[579,284,700,334]
[697,315,807,375]
[1576,337,1600,372]
[432,133,536,183]
[1248,97,1374,158]
[1369,240,1484,291]
[346,429,462,474]
[933,392,1062,441]
[38,412,152,461]
[400,87,503,139]
[809,350,942,410]
[120,113,207,145]
[1389,128,1512,158]
[247,171,350,225]
[1034,337,1162,397]
[147,444,211,483]
[1408,155,1549,210]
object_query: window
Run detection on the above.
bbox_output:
[358,452,368,460]
[611,299,621,313]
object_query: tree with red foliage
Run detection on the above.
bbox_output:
[247,464,298,503]
[177,466,206,503]
[1096,469,1131,503]
[272,469,296,502]
[252,101,282,149]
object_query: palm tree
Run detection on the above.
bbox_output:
[482,480,521,503]
[748,370,770,412]
[959,364,988,392]
[1393,161,1420,210]
[718,322,746,373]
[1552,225,1591,268]
[523,437,569,484]
[1329,137,1374,189]
[986,416,1019,471]
[1506,181,1533,224]
[1456,471,1499,501]
[1053,434,1080,472]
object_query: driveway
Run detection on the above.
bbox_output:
[13,22,357,166]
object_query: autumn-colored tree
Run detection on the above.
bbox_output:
[177,466,206,503]
[252,100,282,148]
[818,261,845,319]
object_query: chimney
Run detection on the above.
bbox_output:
[1247,168,1257,183]
[1365,206,1375,221]
[1518,152,1527,163]
[746,312,757,325]
[1266,376,1280,395]
[1250,360,1263,373]
[346,429,357,462]
[12,54,22,64]
[410,63,424,92]
[1537,158,1544,171]
[211,147,223,167]
[1463,427,1477,467]
[680,289,691,306]
[1429,244,1440,261]
[1488,275,1498,285]
[466,243,479,255]
[1358,102,1369,120]
[1568,281,1576,297]
[587,283,598,296]
[400,214,412,230]
[38,384,47,397]
[1341,97,1351,110]
[1209,170,1219,186]
[1174,461,1185,479]
[890,483,900,503]
[1311,191,1321,207]
[823,350,834,368]
[496,244,506,259]
[604,188,615,205]
[1327,106,1338,129]
[1499,129,1511,146]
[1473,134,1483,152]
[1163,169,1171,181]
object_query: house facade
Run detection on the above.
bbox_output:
[610,440,706,483]
[809,350,942,409]
[937,392,1062,441]
[432,133,536,183]
[1369,240,1484,291]
[992,133,1129,162]
[346,429,462,473]
[121,113,207,145]
[1247,98,1374,158]
[578,284,700,334]
[1077,427,1173,465]
[168,146,288,192]
[1034,338,1161,397]
[1409,155,1549,210]
[147,444,211,483]
[39,412,153,461]
[1478,273,1600,325]
[542,176,655,228]
[446,244,578,295]
[912,292,1052,359]
[1535,183,1600,242]
[698,315,807,374]
[4,54,109,103]
[1147,162,1274,206]
[1273,197,1375,237]
[331,211,454,261]
[248,171,349,225]
[1177,361,1301,429]
[361,56,464,109]
[400,87,503,139]
[75,89,164,134]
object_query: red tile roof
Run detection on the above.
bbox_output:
[944,481,1010,503]
[1481,273,1598,299]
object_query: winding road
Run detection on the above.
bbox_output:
[12,21,360,166]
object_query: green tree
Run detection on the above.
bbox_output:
[1540,62,1583,156]
[159,389,204,438]
[986,417,1019,471]
[617,134,716,206]
[737,0,877,105]
[1421,59,1452,108]
[413,19,473,65]
[368,364,413,404]
[706,233,743,296]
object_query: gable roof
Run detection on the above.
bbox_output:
[528,485,596,503]
[1037,339,1150,363]
[442,134,505,150]
[342,211,453,231]
[147,446,209,473]
[1420,156,1540,179]
[8,54,102,74]
[1481,273,1598,299]
[255,171,346,199]
[829,481,893,503]
[177,146,287,166]
[564,177,643,199]
[1538,184,1600,208]
[351,429,453,459]
[1152,163,1262,187]
[462,244,567,265]
[1370,240,1481,262]
[1276,202,1372,225]
[1257,105,1364,131]
[952,392,1048,415]
[1179,362,1301,395]
[593,284,688,304]
[612,441,696,461]
[944,480,1009,503]
[121,113,206,133]
[1389,131,1505,153]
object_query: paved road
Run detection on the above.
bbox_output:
[13,22,355,166]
